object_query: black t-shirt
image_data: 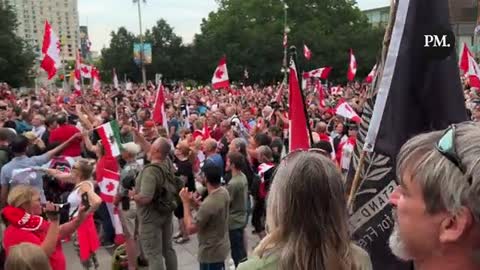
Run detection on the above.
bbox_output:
[174,158,195,192]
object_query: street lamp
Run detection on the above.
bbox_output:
[133,0,147,87]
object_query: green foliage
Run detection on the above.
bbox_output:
[0,2,35,87]
[100,27,139,83]
[100,0,384,84]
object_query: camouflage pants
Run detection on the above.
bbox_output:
[72,231,100,270]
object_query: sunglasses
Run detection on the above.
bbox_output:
[435,124,472,184]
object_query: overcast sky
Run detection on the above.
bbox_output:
[78,0,390,51]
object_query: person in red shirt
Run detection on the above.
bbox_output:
[2,185,88,270]
[49,114,81,157]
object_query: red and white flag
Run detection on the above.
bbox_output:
[73,51,82,94]
[459,43,470,74]
[347,49,357,81]
[465,45,480,88]
[283,32,288,48]
[91,67,101,92]
[303,67,332,80]
[98,169,120,203]
[40,20,61,80]
[152,84,169,132]
[80,64,92,78]
[365,64,377,83]
[211,56,230,89]
[315,80,325,108]
[331,86,343,96]
[304,44,312,60]
[335,99,361,124]
[289,60,310,152]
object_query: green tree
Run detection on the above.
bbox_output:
[191,0,384,84]
[144,19,188,82]
[100,27,139,83]
[0,2,35,87]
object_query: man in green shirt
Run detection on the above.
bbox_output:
[226,152,248,267]
[129,137,178,270]
[180,161,230,270]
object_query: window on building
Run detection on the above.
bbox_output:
[69,54,73,57]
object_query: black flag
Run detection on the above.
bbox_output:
[346,0,468,269]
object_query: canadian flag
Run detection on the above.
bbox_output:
[73,51,82,94]
[212,56,230,89]
[304,44,312,60]
[365,64,377,83]
[80,64,92,78]
[466,46,480,88]
[331,86,343,96]
[289,59,310,152]
[315,80,325,108]
[347,49,357,81]
[98,169,120,203]
[335,99,361,124]
[152,84,169,133]
[91,67,101,92]
[40,20,61,80]
[283,32,288,48]
[303,67,332,80]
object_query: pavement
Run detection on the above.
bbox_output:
[65,219,260,270]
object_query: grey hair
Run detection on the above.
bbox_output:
[397,122,480,221]
[256,145,273,162]
[231,138,247,156]
[255,152,356,270]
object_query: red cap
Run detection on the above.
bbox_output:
[144,120,155,128]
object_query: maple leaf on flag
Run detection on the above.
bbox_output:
[215,69,224,79]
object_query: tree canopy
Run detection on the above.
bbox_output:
[100,0,384,84]
[0,2,35,87]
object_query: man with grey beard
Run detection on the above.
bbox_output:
[389,122,480,270]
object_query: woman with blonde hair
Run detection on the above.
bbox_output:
[42,158,103,270]
[5,242,51,270]
[2,185,88,270]
[238,151,372,270]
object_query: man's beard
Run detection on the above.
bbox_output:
[389,211,413,261]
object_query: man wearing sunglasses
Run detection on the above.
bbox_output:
[389,122,480,270]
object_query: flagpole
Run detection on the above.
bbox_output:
[347,0,398,209]
[289,46,314,147]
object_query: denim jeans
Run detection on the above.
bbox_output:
[199,262,225,270]
[229,228,247,267]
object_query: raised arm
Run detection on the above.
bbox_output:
[45,133,82,159]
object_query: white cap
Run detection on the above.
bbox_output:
[122,142,141,155]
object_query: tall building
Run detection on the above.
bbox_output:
[361,0,478,56]
[6,0,79,61]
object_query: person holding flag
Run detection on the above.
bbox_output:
[41,159,103,270]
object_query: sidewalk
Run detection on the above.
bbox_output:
[65,221,260,270]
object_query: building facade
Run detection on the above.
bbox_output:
[6,0,79,61]
[362,6,390,28]
[362,1,477,56]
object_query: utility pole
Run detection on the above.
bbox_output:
[281,1,289,83]
[136,0,147,87]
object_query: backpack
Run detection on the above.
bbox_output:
[143,161,184,214]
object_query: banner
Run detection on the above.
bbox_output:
[346,0,467,269]
[133,43,152,65]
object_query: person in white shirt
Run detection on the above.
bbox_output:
[31,114,46,139]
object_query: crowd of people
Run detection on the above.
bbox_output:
[0,78,479,270]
